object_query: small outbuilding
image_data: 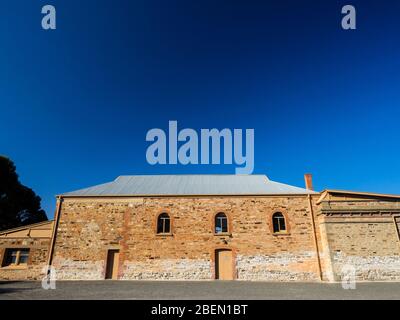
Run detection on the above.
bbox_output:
[0,220,53,280]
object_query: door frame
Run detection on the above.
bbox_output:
[212,247,236,280]
[393,215,400,242]
[105,248,120,280]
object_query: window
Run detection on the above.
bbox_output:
[2,249,30,267]
[215,212,228,234]
[272,212,286,233]
[157,213,171,234]
[19,250,30,264]
[394,216,400,239]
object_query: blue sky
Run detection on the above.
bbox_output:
[1,0,400,218]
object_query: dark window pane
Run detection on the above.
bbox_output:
[157,217,164,233]
[215,213,228,233]
[157,213,170,234]
[19,255,28,264]
[164,218,170,233]
[279,218,286,231]
[3,249,29,266]
[221,218,228,232]
[273,218,280,233]
[9,250,18,265]
[272,213,286,233]
[215,217,221,233]
[19,249,30,264]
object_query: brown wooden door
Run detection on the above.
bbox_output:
[215,249,233,280]
[105,250,119,280]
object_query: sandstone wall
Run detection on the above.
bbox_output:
[52,196,321,281]
[320,215,400,281]
[318,194,400,282]
[0,238,50,280]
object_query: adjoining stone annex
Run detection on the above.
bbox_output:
[1,174,400,282]
[0,220,53,280]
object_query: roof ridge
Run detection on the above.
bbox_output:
[115,174,269,181]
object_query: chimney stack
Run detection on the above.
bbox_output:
[304,173,313,191]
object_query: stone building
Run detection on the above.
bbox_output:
[0,220,53,280]
[1,174,400,282]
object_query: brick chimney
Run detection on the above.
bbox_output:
[304,173,313,191]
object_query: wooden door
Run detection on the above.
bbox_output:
[105,249,119,280]
[215,249,233,280]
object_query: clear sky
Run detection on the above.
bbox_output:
[1,0,400,219]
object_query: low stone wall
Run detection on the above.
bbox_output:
[236,252,319,281]
[52,257,105,280]
[121,259,212,280]
[331,252,400,281]
[0,264,47,281]
[53,255,321,281]
[321,215,400,282]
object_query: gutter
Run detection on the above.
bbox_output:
[46,196,63,268]
[308,194,323,281]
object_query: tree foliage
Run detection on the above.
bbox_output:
[0,156,47,230]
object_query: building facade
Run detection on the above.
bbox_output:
[0,221,53,280]
[1,175,400,282]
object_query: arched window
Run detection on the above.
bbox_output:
[157,213,171,234]
[272,212,286,233]
[215,212,228,234]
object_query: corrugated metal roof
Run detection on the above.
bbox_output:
[61,175,317,196]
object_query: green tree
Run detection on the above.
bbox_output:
[0,156,47,230]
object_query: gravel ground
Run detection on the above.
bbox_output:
[1,280,400,300]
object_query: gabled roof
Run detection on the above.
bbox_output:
[317,189,400,204]
[60,175,317,197]
[0,220,54,238]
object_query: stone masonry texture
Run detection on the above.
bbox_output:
[2,191,400,282]
[0,238,50,280]
[317,193,400,282]
[52,196,322,281]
